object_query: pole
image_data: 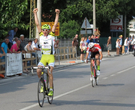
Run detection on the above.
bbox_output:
[85,17,87,37]
[124,14,126,40]
[36,0,42,38]
[93,0,96,35]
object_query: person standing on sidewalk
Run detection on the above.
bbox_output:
[107,36,112,56]
[72,34,79,56]
[7,27,18,49]
[119,35,123,54]
[124,37,128,54]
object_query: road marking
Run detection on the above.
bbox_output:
[103,77,108,79]
[117,66,135,74]
[20,84,90,110]
[110,74,115,77]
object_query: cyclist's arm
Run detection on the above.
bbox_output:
[85,52,89,60]
[33,8,41,33]
[52,9,60,32]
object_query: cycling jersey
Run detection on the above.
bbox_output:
[39,31,55,55]
[38,31,55,67]
[87,44,101,53]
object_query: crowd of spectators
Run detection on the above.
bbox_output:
[0,31,41,73]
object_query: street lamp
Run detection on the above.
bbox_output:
[93,0,96,35]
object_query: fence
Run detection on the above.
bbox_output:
[0,46,77,78]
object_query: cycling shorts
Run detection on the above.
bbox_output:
[91,52,99,58]
[38,54,55,67]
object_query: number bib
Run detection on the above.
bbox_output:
[40,37,53,55]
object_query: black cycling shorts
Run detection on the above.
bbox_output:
[91,51,99,58]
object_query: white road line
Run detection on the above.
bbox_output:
[110,74,115,77]
[117,66,135,74]
[20,84,90,110]
[103,77,108,79]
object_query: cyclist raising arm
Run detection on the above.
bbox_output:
[85,43,103,76]
[33,8,60,96]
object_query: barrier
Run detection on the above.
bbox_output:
[0,54,6,78]
[6,53,22,76]
[55,46,77,61]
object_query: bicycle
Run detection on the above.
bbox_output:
[90,58,99,87]
[31,66,54,107]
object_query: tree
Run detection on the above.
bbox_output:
[0,0,29,39]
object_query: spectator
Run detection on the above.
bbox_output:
[54,39,59,49]
[116,38,120,55]
[24,40,34,52]
[72,34,79,56]
[0,53,2,57]
[31,38,40,51]
[13,37,18,44]
[7,27,18,49]
[20,34,27,53]
[91,34,99,44]
[124,37,128,54]
[119,35,123,54]
[107,36,112,56]
[86,36,91,46]
[80,37,86,62]
[10,39,21,53]
[0,38,11,70]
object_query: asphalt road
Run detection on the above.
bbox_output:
[0,54,135,110]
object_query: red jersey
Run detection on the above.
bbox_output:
[87,44,101,53]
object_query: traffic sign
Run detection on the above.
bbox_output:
[80,30,92,34]
[41,22,60,36]
[81,17,92,29]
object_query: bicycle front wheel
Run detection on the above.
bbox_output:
[47,82,54,104]
[37,78,46,107]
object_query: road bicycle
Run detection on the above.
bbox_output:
[90,58,99,87]
[31,66,54,107]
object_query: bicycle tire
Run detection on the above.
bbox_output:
[91,66,95,87]
[47,77,54,104]
[37,78,46,107]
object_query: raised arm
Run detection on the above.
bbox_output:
[33,8,41,33]
[52,9,60,32]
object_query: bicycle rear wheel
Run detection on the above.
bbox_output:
[37,78,46,107]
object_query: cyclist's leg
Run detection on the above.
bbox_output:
[90,52,95,75]
[95,53,100,70]
[37,55,47,78]
[47,55,55,96]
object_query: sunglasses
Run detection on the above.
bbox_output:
[42,29,49,32]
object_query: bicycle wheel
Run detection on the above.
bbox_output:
[91,67,95,87]
[37,78,46,107]
[47,76,54,104]
[95,76,98,86]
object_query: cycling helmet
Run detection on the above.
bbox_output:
[41,24,51,30]
[88,42,94,48]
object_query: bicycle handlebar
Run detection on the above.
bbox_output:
[32,66,50,70]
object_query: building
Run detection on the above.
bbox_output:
[128,19,135,37]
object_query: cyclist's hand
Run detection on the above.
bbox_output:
[84,59,88,63]
[33,8,38,13]
[100,60,102,63]
[55,9,60,14]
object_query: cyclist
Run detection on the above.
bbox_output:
[33,8,60,96]
[85,42,103,77]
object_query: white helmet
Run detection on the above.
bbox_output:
[88,42,94,48]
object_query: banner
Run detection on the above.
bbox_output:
[6,53,22,76]
[110,15,123,32]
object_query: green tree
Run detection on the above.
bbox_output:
[0,0,29,39]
